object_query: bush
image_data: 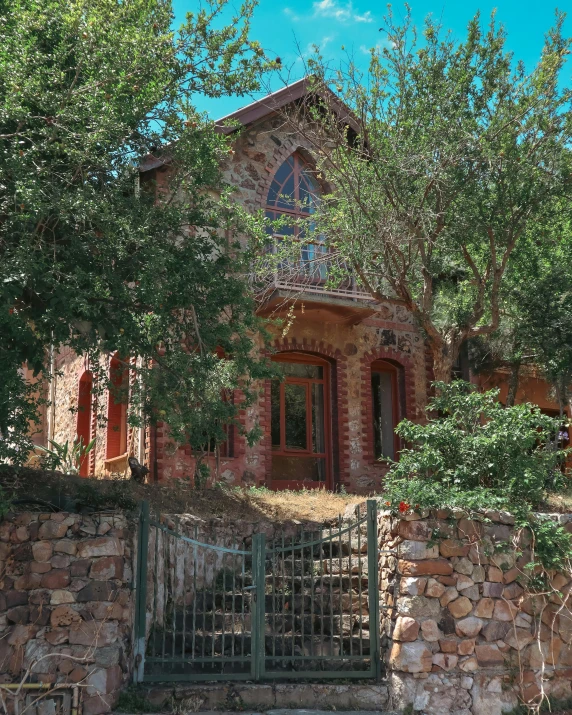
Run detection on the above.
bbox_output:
[384,381,569,511]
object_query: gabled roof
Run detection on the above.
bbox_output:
[215,76,359,134]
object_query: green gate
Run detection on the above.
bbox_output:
[133,500,382,683]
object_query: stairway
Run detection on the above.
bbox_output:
[144,524,376,679]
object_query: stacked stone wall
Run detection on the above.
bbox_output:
[0,510,134,715]
[381,508,572,714]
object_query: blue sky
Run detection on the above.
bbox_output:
[172,0,572,120]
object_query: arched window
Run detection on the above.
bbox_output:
[106,354,128,460]
[266,152,326,280]
[76,371,93,477]
[371,360,403,460]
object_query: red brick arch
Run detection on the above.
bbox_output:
[360,347,415,465]
[262,336,351,489]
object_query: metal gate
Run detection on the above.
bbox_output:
[133,500,381,683]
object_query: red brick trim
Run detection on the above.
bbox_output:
[261,337,351,489]
[360,347,415,465]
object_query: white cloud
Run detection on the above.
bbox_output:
[312,0,373,24]
[284,7,301,21]
[360,40,394,55]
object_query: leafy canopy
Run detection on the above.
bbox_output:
[268,9,572,382]
[0,0,272,464]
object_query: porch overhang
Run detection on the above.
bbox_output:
[257,288,377,325]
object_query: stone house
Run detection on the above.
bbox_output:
[32,80,569,493]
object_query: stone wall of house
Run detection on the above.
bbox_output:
[0,510,134,715]
[380,509,572,715]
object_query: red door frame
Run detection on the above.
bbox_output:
[270,352,332,491]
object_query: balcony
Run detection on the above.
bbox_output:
[256,245,377,325]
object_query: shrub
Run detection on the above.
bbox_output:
[384,381,569,511]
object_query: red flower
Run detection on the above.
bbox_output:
[399,501,410,513]
[385,501,391,506]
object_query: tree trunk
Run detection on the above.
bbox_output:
[431,344,456,385]
[505,360,521,407]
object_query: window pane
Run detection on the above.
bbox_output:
[281,362,323,379]
[271,455,326,483]
[284,383,308,450]
[271,379,281,450]
[312,383,325,454]
[372,371,395,459]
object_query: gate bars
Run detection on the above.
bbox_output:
[133,499,382,683]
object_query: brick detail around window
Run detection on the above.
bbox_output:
[360,347,415,465]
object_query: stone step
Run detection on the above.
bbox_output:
[147,632,372,658]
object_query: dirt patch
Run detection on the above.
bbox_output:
[0,466,363,524]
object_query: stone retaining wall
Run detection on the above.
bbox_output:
[0,510,134,715]
[380,509,572,714]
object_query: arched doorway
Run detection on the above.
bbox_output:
[270,353,332,490]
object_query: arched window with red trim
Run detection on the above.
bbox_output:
[266,152,327,280]
[76,371,93,477]
[106,355,128,460]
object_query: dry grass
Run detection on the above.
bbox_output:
[0,466,364,525]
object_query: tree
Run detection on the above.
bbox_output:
[0,0,273,465]
[267,10,572,382]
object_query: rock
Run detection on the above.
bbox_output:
[41,569,71,590]
[45,629,69,645]
[399,577,427,596]
[6,591,28,608]
[14,573,41,591]
[90,557,124,580]
[50,606,82,628]
[393,616,419,642]
[432,653,458,671]
[458,519,484,539]
[439,539,469,558]
[398,596,441,619]
[30,561,51,574]
[454,557,474,576]
[459,656,478,672]
[455,617,484,638]
[399,540,438,560]
[462,585,480,601]
[50,590,74,605]
[70,560,90,578]
[69,621,118,647]
[397,521,433,541]
[440,587,459,607]
[54,540,76,556]
[482,621,510,642]
[7,624,39,647]
[448,597,473,619]
[474,598,494,619]
[493,600,519,621]
[76,581,118,602]
[398,559,453,576]
[6,606,29,625]
[38,521,68,540]
[85,665,123,695]
[12,543,32,561]
[503,583,524,600]
[32,541,53,562]
[420,619,442,642]
[76,537,123,559]
[439,638,458,653]
[456,574,474,590]
[528,638,563,667]
[483,582,504,598]
[488,567,503,582]
[490,551,515,570]
[425,579,446,598]
[389,641,433,673]
[475,643,504,666]
[50,555,70,569]
[505,628,534,651]
[472,565,486,583]
[458,639,475,655]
